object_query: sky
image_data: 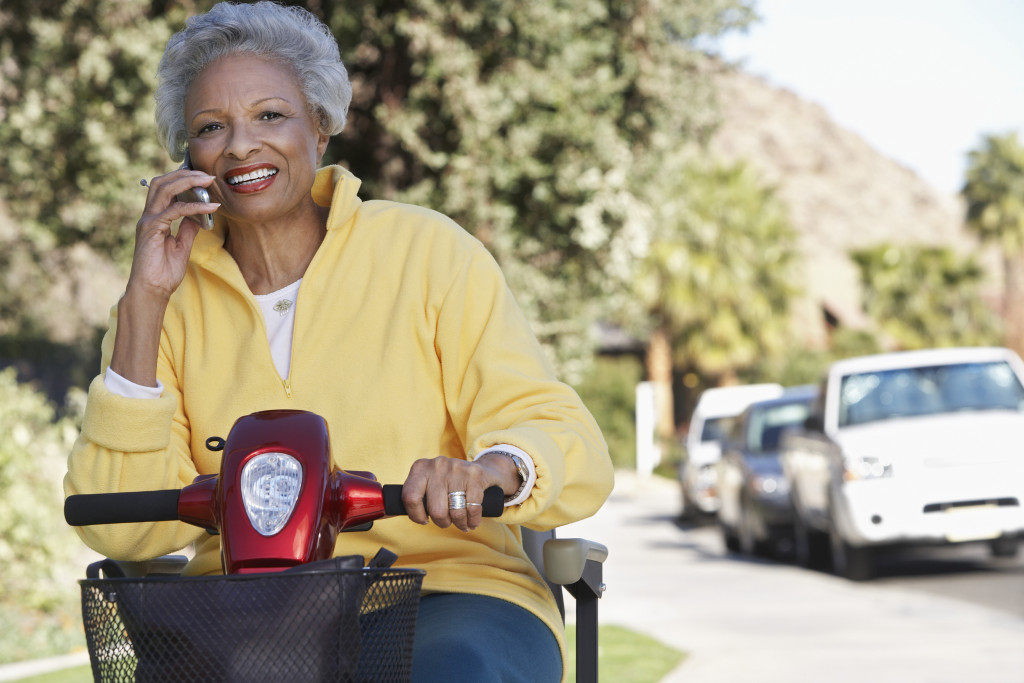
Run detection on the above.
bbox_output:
[716,0,1024,195]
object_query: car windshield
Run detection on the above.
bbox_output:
[838,361,1024,427]
[700,416,736,442]
[747,402,812,452]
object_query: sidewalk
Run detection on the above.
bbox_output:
[0,652,89,682]
[560,470,1024,683]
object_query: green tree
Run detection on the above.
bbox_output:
[632,159,800,438]
[1,0,755,378]
[850,244,1000,350]
[318,0,756,375]
[0,0,185,259]
[962,131,1024,356]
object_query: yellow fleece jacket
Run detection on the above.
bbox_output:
[64,165,613,672]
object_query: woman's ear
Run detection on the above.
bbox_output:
[316,132,330,163]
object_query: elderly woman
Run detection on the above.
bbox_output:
[64,2,612,681]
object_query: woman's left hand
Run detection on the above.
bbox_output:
[402,455,518,531]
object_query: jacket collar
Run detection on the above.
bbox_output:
[189,164,363,270]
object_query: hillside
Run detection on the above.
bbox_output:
[709,68,993,348]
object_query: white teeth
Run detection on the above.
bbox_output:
[227,168,278,185]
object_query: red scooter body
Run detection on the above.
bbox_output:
[182,410,391,574]
[64,409,503,574]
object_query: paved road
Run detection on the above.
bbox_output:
[559,471,1024,683]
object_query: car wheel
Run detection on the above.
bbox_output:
[720,519,741,553]
[989,535,1019,558]
[679,481,697,522]
[738,498,764,557]
[829,524,874,581]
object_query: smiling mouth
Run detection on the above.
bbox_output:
[226,168,279,186]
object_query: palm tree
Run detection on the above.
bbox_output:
[850,244,1000,349]
[962,132,1024,355]
[634,159,799,442]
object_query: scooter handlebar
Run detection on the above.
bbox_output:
[381,485,505,517]
[65,483,506,527]
[65,490,181,527]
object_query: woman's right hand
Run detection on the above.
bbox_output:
[109,169,218,387]
[129,169,219,301]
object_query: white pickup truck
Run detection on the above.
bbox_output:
[781,347,1024,580]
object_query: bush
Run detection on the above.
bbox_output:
[0,368,85,662]
[573,355,643,469]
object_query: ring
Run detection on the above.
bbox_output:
[467,503,483,508]
[448,491,467,510]
[140,179,149,188]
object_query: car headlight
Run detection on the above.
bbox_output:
[749,475,789,496]
[843,456,892,481]
[241,452,303,536]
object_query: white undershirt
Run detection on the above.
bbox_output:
[254,279,302,379]
[102,281,536,505]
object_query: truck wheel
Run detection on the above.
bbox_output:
[829,526,874,581]
[793,509,829,569]
[989,535,1019,558]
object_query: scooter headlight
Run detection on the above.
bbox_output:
[241,452,303,536]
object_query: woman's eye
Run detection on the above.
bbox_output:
[196,123,221,135]
[260,111,283,121]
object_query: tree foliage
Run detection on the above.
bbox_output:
[963,132,1024,251]
[1,0,756,377]
[0,0,185,261]
[634,159,801,376]
[962,131,1024,356]
[850,244,1000,350]
[317,0,756,374]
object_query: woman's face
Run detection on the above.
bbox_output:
[184,54,330,227]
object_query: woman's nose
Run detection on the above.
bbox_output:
[224,123,261,160]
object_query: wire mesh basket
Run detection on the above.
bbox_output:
[80,566,425,683]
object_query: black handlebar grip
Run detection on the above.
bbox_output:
[64,490,182,526]
[382,485,505,517]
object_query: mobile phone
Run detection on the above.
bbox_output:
[178,150,215,230]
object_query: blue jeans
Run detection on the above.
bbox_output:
[411,593,562,683]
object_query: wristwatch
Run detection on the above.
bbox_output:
[499,451,530,503]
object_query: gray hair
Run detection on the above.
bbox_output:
[155,1,351,162]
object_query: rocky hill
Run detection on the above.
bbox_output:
[709,68,994,348]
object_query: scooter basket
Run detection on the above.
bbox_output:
[79,567,425,683]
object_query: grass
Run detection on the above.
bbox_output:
[566,624,685,683]
[15,625,686,683]
[11,666,90,683]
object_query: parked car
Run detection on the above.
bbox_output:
[782,346,1024,580]
[679,383,784,519]
[717,385,818,557]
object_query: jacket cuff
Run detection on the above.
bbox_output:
[474,444,537,506]
[81,374,177,452]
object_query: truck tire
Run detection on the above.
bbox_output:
[829,524,874,581]
[793,504,829,569]
[989,535,1019,558]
